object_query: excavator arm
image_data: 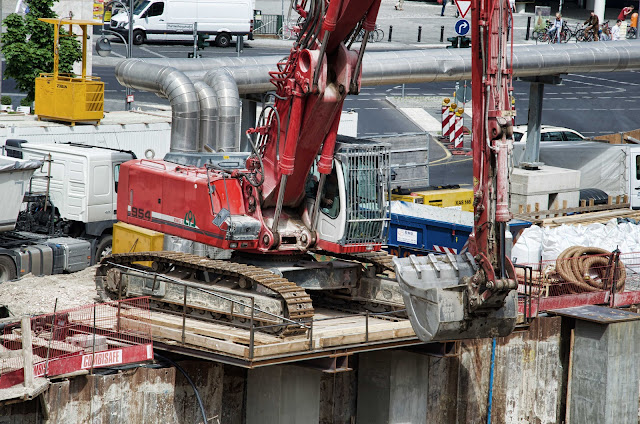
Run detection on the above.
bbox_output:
[393,0,519,342]
[247,0,382,248]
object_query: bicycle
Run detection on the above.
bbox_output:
[599,21,611,41]
[354,24,384,43]
[277,21,298,40]
[535,20,569,44]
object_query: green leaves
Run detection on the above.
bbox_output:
[1,0,81,102]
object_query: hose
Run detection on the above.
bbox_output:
[154,353,208,424]
[555,246,625,293]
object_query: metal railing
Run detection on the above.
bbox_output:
[253,14,283,35]
[98,262,412,360]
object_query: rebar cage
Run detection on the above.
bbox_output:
[336,140,391,246]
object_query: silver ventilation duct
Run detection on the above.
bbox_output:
[115,42,640,152]
[115,61,200,152]
[203,68,241,152]
[193,81,218,152]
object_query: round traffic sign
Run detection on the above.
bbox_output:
[455,19,470,36]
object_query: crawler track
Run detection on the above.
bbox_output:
[97,251,314,336]
[320,250,396,273]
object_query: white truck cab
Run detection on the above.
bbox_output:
[111,0,255,46]
[6,142,135,261]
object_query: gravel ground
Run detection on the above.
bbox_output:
[0,266,100,317]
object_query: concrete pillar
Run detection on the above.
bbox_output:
[240,98,257,152]
[246,365,321,424]
[593,0,606,22]
[521,82,544,165]
[569,312,640,423]
[356,350,429,424]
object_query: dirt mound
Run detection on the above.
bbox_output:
[0,266,100,317]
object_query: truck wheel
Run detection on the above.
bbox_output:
[132,30,146,45]
[215,33,231,47]
[0,256,17,282]
[96,235,113,262]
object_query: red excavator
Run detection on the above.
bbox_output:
[97,0,402,336]
[394,0,518,341]
[99,0,518,341]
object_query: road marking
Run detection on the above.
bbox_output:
[141,47,167,58]
[398,108,441,132]
[109,51,125,58]
[570,73,640,86]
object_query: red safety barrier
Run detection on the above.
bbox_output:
[0,297,153,389]
[450,108,464,147]
[515,251,640,319]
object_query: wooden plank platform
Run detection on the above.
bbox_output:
[75,306,418,362]
[513,198,640,227]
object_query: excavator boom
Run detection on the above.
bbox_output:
[393,0,518,342]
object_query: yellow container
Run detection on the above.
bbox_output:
[411,188,473,212]
[35,74,104,125]
[389,193,424,204]
[113,222,164,267]
[36,18,105,125]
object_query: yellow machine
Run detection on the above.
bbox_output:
[390,187,473,211]
[35,18,104,125]
[113,222,165,267]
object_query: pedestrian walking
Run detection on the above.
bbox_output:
[584,10,600,41]
[611,19,622,40]
[440,0,448,17]
[395,0,404,10]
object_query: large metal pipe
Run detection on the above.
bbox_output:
[115,41,640,152]
[115,61,199,152]
[203,68,242,152]
[121,41,640,90]
[193,81,218,152]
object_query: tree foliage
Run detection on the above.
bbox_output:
[1,0,82,102]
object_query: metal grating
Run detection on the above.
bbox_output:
[339,143,390,245]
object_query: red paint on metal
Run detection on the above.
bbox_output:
[316,239,381,254]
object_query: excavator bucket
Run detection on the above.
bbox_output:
[393,253,517,342]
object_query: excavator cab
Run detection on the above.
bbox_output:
[311,139,391,251]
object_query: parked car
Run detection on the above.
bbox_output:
[512,125,586,142]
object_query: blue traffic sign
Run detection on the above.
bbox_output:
[455,19,470,36]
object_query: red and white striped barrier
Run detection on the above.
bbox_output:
[441,98,450,134]
[450,109,464,148]
[433,245,458,254]
[443,103,457,138]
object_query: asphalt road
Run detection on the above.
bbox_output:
[3,38,640,188]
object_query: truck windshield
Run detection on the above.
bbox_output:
[134,0,150,15]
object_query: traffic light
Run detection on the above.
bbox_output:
[446,36,471,49]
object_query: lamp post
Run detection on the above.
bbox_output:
[96,0,134,111]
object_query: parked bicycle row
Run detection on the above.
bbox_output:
[533,11,638,44]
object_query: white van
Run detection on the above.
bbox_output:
[110,0,254,47]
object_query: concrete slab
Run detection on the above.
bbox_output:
[511,166,581,195]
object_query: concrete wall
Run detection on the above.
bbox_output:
[0,317,576,424]
[356,317,565,424]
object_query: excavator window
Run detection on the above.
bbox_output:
[320,169,340,219]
